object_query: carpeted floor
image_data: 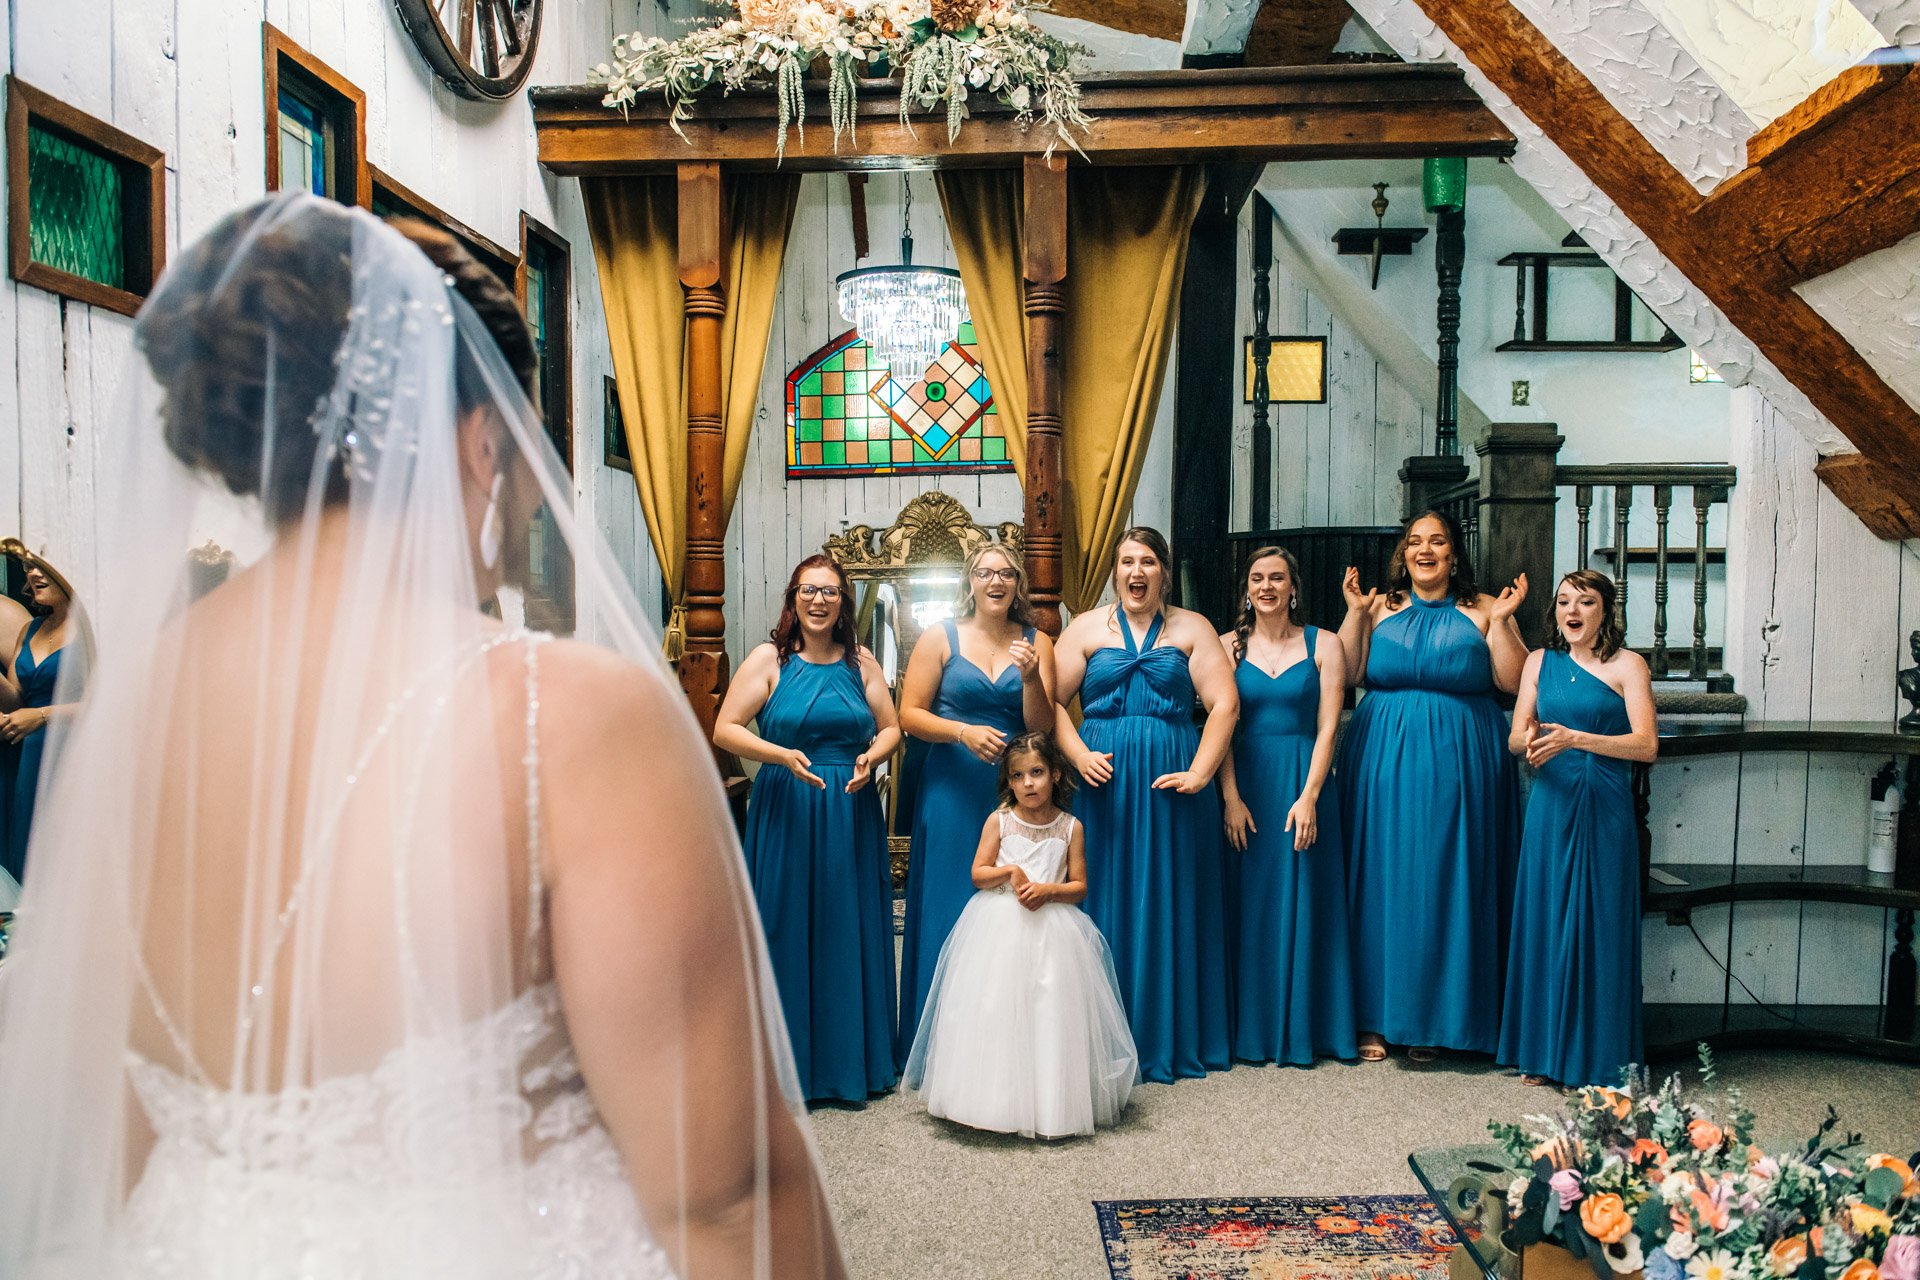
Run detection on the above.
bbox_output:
[809,1050,1920,1279]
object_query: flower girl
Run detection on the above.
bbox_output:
[903,732,1138,1139]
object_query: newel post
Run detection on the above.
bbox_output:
[677,161,731,741]
[1022,154,1067,637]
[1474,421,1564,647]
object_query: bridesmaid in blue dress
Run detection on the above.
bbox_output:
[1499,570,1656,1086]
[714,553,902,1104]
[1054,527,1238,1083]
[895,544,1054,1065]
[1,559,82,884]
[1217,547,1357,1066]
[1337,510,1528,1062]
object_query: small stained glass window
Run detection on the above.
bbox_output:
[26,122,126,290]
[1688,350,1725,384]
[786,322,1011,478]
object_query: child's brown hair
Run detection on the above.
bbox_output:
[996,731,1075,811]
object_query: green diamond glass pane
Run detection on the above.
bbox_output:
[27,122,126,290]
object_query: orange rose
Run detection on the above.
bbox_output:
[1688,1188,1731,1234]
[1766,1235,1808,1277]
[1839,1261,1880,1280]
[1689,1120,1726,1153]
[1532,1137,1582,1170]
[1579,1192,1633,1245]
[1869,1154,1920,1198]
[1588,1088,1634,1120]
[1630,1139,1670,1167]
[1851,1205,1894,1237]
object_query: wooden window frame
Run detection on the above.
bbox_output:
[6,76,167,317]
[603,375,632,473]
[517,212,573,474]
[368,164,520,285]
[264,24,368,207]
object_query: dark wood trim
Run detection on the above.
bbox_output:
[1655,719,1920,758]
[1644,1004,1920,1066]
[6,75,167,317]
[264,23,369,207]
[517,210,574,474]
[531,66,1514,175]
[676,161,731,742]
[1645,861,1920,914]
[367,164,519,280]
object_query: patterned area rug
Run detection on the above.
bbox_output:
[1095,1194,1459,1280]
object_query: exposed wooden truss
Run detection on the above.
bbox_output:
[532,66,1512,175]
[1046,0,1356,66]
[1409,0,1920,537]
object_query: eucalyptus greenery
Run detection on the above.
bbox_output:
[591,1,1090,161]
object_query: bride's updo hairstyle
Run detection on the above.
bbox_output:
[136,198,536,525]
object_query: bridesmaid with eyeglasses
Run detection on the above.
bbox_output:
[895,544,1055,1065]
[715,554,902,1105]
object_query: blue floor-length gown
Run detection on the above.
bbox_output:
[1079,612,1231,1084]
[897,619,1033,1065]
[740,654,897,1104]
[1228,627,1358,1065]
[1340,595,1518,1053]
[3,617,62,884]
[1497,649,1642,1086]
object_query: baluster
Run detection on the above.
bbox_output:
[1611,484,1633,638]
[1512,258,1527,345]
[1651,483,1672,679]
[1691,485,1714,680]
[1575,483,1592,568]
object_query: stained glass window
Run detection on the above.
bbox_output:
[1688,350,1725,384]
[26,122,126,290]
[277,91,328,197]
[786,323,1011,478]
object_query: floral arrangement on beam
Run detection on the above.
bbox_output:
[1491,1049,1918,1280]
[591,0,1091,159]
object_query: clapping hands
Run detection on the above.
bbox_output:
[1342,566,1380,614]
[1488,573,1529,622]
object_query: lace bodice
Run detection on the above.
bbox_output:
[994,809,1076,885]
[117,633,673,1278]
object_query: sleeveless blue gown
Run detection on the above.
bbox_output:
[4,617,62,884]
[1079,612,1231,1083]
[897,619,1033,1066]
[1498,650,1642,1085]
[1228,627,1358,1065]
[740,655,897,1104]
[1340,595,1518,1053]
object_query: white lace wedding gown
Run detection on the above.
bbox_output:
[903,810,1138,1139]
[116,634,674,1279]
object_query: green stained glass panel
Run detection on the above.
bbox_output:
[786,325,1009,477]
[27,122,126,290]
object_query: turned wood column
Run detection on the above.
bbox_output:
[678,161,730,740]
[1022,155,1067,636]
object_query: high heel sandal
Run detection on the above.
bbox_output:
[1358,1034,1388,1063]
[1406,1046,1439,1064]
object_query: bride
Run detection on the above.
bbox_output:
[0,195,845,1278]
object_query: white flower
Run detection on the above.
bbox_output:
[1686,1250,1746,1280]
[1009,82,1030,109]
[1667,1232,1698,1261]
[1605,1236,1648,1275]
[791,2,842,46]
[884,0,930,26]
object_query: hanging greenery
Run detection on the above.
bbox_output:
[591,0,1091,160]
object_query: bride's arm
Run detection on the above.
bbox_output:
[539,644,846,1280]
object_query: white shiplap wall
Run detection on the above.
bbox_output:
[1,0,688,619]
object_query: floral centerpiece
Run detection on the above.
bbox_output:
[591,0,1090,159]
[1491,1050,1919,1280]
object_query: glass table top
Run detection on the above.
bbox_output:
[1408,1143,1520,1280]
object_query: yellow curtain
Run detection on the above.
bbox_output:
[939,167,1205,614]
[584,173,802,605]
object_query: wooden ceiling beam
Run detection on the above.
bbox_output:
[1046,0,1186,41]
[532,66,1512,176]
[1242,0,1353,66]
[1407,0,1920,538]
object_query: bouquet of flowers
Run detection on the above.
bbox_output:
[1492,1049,1919,1280]
[591,0,1090,159]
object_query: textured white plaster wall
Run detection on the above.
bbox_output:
[1031,14,1182,69]
[1182,0,1262,56]
[1505,0,1753,192]
[1638,0,1885,126]
[1795,231,1920,421]
[1849,0,1920,44]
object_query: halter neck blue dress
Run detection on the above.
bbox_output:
[1498,649,1643,1085]
[1339,594,1518,1053]
[1079,611,1230,1083]
[897,620,1034,1065]
[740,653,896,1104]
[1228,627,1358,1065]
[4,616,63,883]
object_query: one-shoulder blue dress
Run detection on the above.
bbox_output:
[897,619,1034,1065]
[1339,595,1518,1053]
[1498,649,1642,1086]
[1079,612,1230,1083]
[1228,627,1358,1065]
[4,617,63,884]
[740,654,897,1104]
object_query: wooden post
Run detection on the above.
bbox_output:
[1400,453,1469,519]
[1022,154,1067,636]
[1172,164,1262,628]
[1474,421,1564,648]
[1433,206,1465,456]
[677,161,730,740]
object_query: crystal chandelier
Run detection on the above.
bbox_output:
[835,179,968,377]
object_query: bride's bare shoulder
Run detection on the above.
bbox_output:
[516,638,691,743]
